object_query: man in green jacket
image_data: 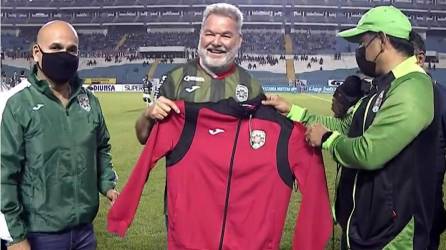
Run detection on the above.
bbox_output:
[1,20,118,250]
[263,6,441,249]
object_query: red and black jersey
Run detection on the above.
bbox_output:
[108,96,332,250]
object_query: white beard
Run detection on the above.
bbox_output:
[198,41,239,70]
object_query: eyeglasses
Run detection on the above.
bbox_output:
[359,35,378,48]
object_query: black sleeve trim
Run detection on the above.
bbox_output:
[256,106,295,188]
[166,104,199,167]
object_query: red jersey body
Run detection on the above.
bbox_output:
[108,96,332,250]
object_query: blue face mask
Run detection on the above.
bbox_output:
[37,45,79,84]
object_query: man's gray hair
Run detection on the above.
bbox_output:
[201,3,243,34]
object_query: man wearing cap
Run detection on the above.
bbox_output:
[263,6,441,249]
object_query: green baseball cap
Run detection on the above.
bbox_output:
[337,6,412,42]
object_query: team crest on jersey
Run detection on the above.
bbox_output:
[235,84,248,102]
[250,130,266,149]
[372,90,385,113]
[77,94,91,112]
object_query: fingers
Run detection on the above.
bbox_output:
[107,190,120,206]
[262,94,291,114]
[305,123,328,147]
[154,101,170,117]
[158,96,180,114]
[261,94,279,105]
[305,124,318,147]
[305,124,312,137]
[147,96,180,121]
[111,192,119,206]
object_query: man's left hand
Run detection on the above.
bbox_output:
[305,123,329,147]
[106,189,119,206]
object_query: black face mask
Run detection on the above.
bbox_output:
[37,45,79,85]
[355,36,383,78]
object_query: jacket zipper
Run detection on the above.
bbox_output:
[63,94,81,224]
[346,93,376,249]
[218,119,242,250]
[346,174,358,249]
[332,98,364,225]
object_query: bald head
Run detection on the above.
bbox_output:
[32,20,80,85]
[37,20,78,45]
[33,20,79,63]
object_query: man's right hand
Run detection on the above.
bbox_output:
[7,240,30,250]
[135,96,180,145]
[143,96,180,121]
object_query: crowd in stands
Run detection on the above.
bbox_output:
[334,52,342,60]
[2,30,443,72]
[86,59,98,66]
[122,32,198,52]
[291,32,336,54]
[2,30,343,60]
[236,54,279,67]
[241,32,284,55]
[78,33,117,54]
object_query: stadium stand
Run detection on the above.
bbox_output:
[1,0,445,87]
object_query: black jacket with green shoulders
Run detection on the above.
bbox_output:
[288,56,440,249]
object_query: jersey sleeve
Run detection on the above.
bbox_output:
[107,101,186,237]
[287,103,354,135]
[288,122,332,250]
[158,72,178,100]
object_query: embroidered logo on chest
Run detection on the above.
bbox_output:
[77,94,91,112]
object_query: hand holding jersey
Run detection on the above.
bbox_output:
[144,96,180,121]
[262,95,330,148]
[261,94,292,115]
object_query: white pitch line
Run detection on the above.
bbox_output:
[307,94,332,103]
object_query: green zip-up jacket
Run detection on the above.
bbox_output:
[288,56,433,170]
[1,68,117,244]
[288,56,440,249]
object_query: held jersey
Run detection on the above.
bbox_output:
[108,96,332,250]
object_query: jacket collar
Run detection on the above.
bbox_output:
[372,56,426,93]
[193,94,265,119]
[28,64,83,99]
[392,56,426,79]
